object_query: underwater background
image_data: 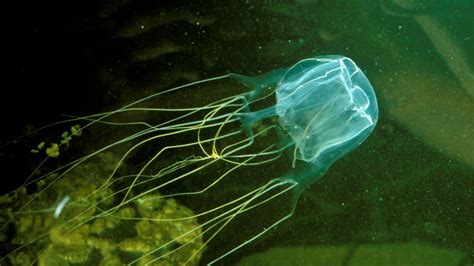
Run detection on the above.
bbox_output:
[1,0,473,265]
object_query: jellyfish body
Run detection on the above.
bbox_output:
[206,55,378,263]
[3,55,377,265]
[237,56,378,177]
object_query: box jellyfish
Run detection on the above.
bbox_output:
[2,55,378,265]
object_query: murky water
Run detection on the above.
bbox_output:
[1,1,472,265]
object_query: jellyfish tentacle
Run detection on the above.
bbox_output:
[2,115,245,262]
[207,177,299,265]
[218,125,289,166]
[128,144,279,265]
[134,172,297,265]
[116,103,246,204]
[1,75,233,149]
[197,96,246,158]
[80,74,232,132]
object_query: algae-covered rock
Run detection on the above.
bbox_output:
[3,152,205,265]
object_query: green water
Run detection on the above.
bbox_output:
[1,1,472,265]
[225,2,473,264]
